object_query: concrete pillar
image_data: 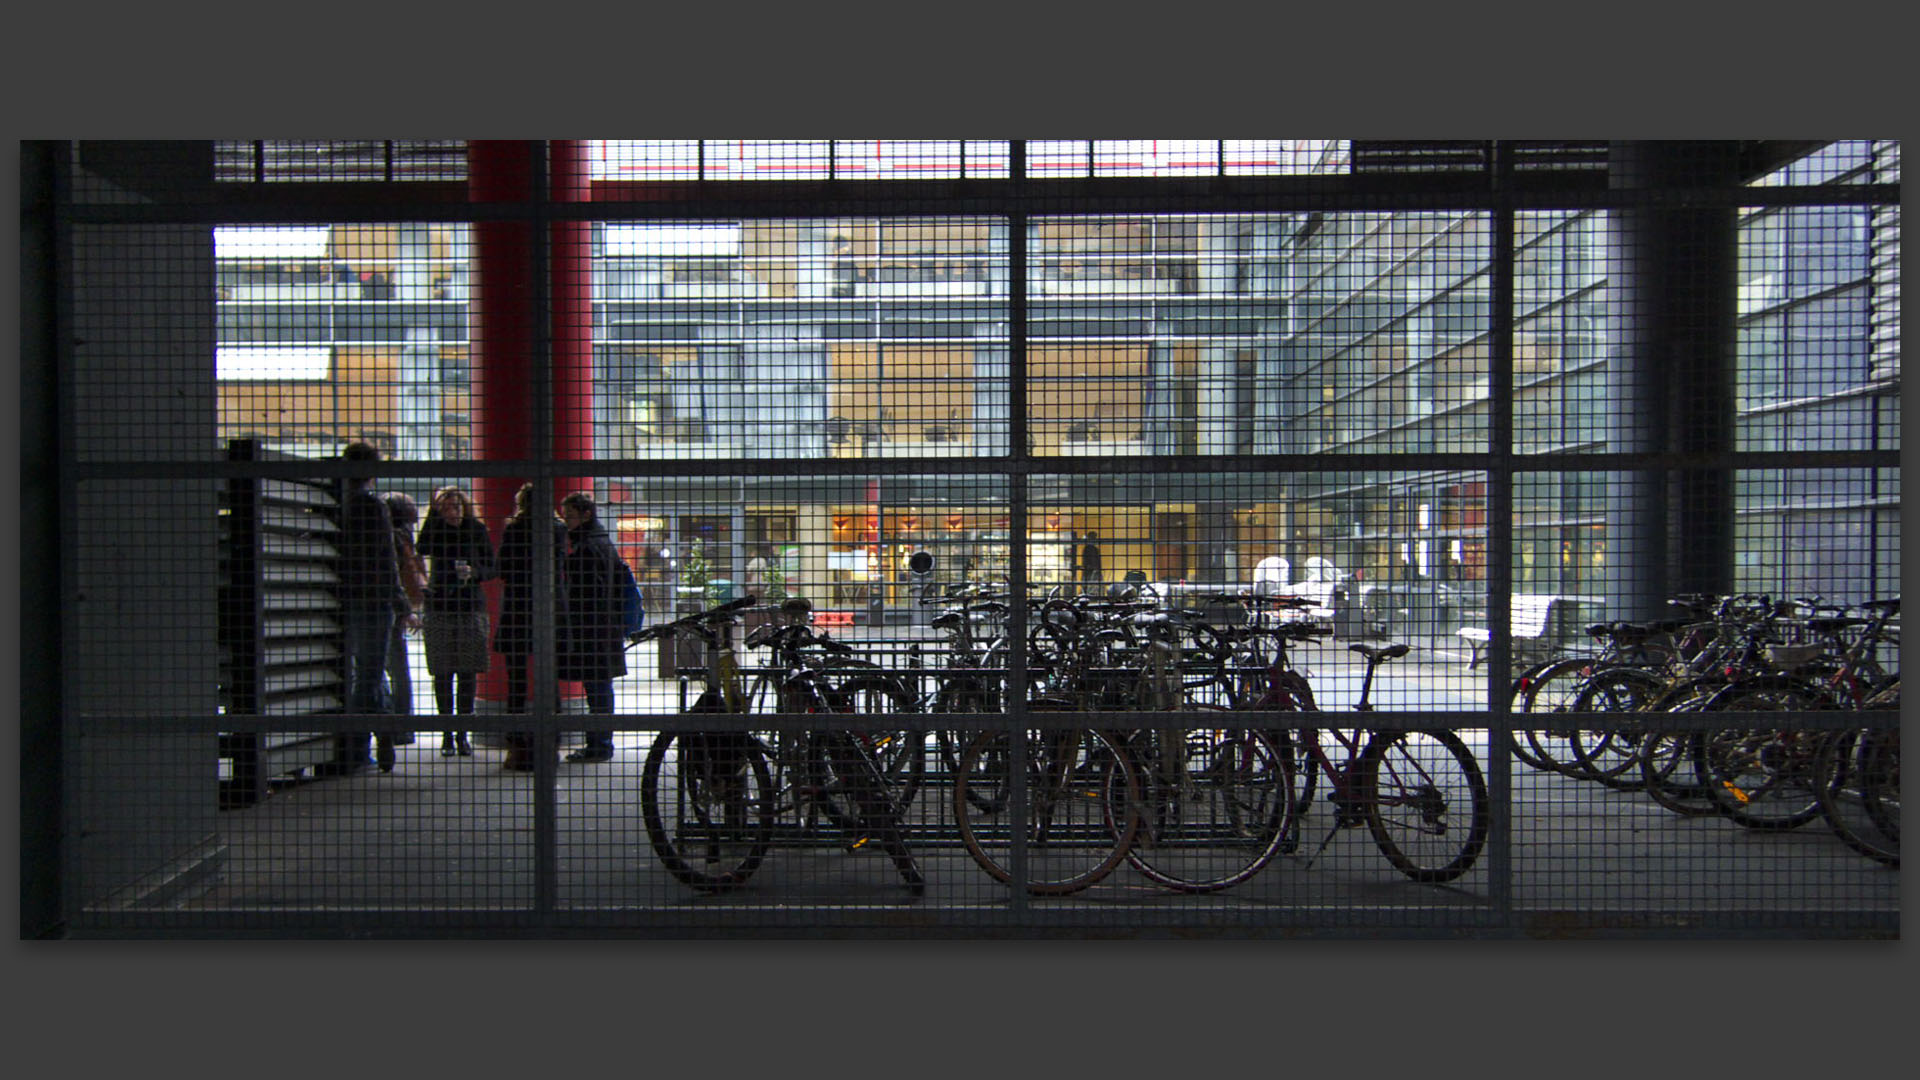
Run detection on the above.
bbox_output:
[1604,141,1740,619]
[66,142,223,910]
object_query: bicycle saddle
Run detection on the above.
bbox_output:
[1348,643,1410,662]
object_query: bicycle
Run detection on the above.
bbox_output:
[742,616,927,839]
[906,585,1014,812]
[1106,612,1297,893]
[636,597,925,894]
[1690,598,1900,832]
[1260,641,1492,884]
[949,594,1252,895]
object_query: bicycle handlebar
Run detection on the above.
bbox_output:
[634,594,760,642]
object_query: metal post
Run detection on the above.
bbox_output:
[1485,142,1516,921]
[1005,140,1030,911]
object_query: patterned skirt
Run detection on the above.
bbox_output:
[423,608,492,676]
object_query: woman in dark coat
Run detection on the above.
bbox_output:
[494,483,567,772]
[415,485,497,757]
[559,491,625,762]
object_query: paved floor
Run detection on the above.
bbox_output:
[176,733,1900,913]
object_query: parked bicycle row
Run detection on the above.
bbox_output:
[1508,592,1900,868]
[632,590,1489,896]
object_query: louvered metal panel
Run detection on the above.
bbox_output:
[218,441,346,807]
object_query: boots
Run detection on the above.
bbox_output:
[456,732,473,756]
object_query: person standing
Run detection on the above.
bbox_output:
[1079,531,1104,592]
[494,483,567,772]
[376,491,429,772]
[415,485,496,757]
[559,491,624,762]
[743,545,771,597]
[337,442,405,771]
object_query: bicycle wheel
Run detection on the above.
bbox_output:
[932,677,1005,814]
[1567,667,1666,789]
[1269,727,1319,831]
[1176,622,1237,710]
[641,732,774,891]
[1516,658,1599,776]
[1640,680,1725,823]
[1639,731,1717,817]
[1121,727,1296,893]
[952,727,1139,895]
[1814,730,1899,867]
[1362,729,1490,883]
[830,674,926,815]
[1858,686,1900,844]
[1860,726,1900,844]
[1507,663,1560,772]
[1693,683,1825,830]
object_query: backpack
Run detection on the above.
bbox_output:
[616,556,646,642]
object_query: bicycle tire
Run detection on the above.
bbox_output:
[830,674,926,815]
[1857,686,1900,844]
[1639,731,1717,817]
[1270,728,1319,827]
[1174,622,1237,709]
[1693,682,1826,830]
[641,731,775,891]
[1567,667,1666,789]
[1517,658,1600,776]
[1813,729,1899,867]
[1507,663,1561,772]
[931,677,1006,814]
[1860,726,1900,844]
[952,727,1139,895]
[1362,729,1490,884]
[1120,727,1295,893]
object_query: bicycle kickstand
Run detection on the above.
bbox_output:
[1298,822,1342,871]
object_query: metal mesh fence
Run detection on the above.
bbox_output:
[25,139,1899,938]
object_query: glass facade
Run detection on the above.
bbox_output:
[209,142,1901,620]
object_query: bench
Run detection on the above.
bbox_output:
[1457,594,1561,668]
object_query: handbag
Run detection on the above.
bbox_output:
[617,556,646,642]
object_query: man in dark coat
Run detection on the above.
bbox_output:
[559,491,625,762]
[494,483,568,771]
[1079,531,1104,592]
[338,442,406,770]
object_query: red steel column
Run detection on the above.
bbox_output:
[468,141,536,704]
[550,139,595,481]
[468,141,595,704]
[549,141,595,702]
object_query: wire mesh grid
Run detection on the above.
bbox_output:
[31,139,1899,937]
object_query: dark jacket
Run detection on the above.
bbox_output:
[493,513,567,657]
[415,515,497,613]
[339,481,405,611]
[1080,542,1103,581]
[558,518,627,682]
